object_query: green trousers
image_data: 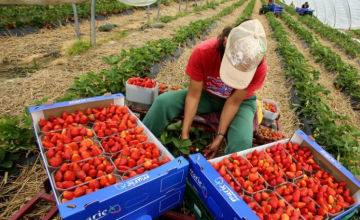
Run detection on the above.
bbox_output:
[142,89,257,154]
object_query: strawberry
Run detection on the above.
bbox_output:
[253,192,262,203]
[56,182,64,188]
[248,173,259,182]
[46,148,55,158]
[107,174,116,184]
[62,181,75,189]
[88,179,100,190]
[100,176,109,187]
[38,118,48,127]
[54,170,63,182]
[105,165,114,174]
[76,170,86,180]
[268,196,279,209]
[59,163,68,172]
[88,169,97,178]
[74,186,85,197]
[307,201,317,213]
[261,191,270,200]
[71,153,82,162]
[218,165,226,176]
[63,191,74,200]
[86,188,94,194]
[64,170,76,181]
[49,156,63,167]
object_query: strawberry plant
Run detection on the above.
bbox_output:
[160,120,211,157]
[0,114,37,175]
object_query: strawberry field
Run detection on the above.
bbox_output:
[0,0,360,219]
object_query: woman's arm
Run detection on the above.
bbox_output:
[181,79,204,140]
[204,89,249,159]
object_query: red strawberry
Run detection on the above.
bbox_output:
[74,186,85,197]
[49,156,63,167]
[54,170,63,182]
[307,201,317,213]
[63,191,74,200]
[76,170,86,180]
[88,179,100,190]
[46,148,55,158]
[64,170,76,181]
[62,181,75,189]
[268,196,279,209]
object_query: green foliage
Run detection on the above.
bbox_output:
[67,40,92,56]
[350,29,360,39]
[0,148,19,174]
[0,1,131,29]
[233,0,256,26]
[158,12,189,23]
[160,121,212,158]
[280,12,360,104]
[0,114,37,175]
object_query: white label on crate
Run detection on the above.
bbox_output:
[189,169,202,187]
[114,174,150,191]
[194,203,202,217]
[69,98,95,105]
[214,177,239,202]
[189,168,208,198]
[85,204,121,220]
[319,150,342,169]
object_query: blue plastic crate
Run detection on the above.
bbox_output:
[189,130,360,219]
[28,94,189,220]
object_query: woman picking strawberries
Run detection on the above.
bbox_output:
[143,19,268,159]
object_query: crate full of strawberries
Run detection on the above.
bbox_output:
[28,94,189,220]
[188,130,360,220]
[254,125,286,145]
[261,98,279,126]
[126,77,158,110]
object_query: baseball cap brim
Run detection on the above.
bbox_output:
[220,53,256,90]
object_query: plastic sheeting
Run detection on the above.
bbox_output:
[283,0,360,30]
[0,0,90,4]
[118,0,158,6]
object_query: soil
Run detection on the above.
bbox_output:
[0,0,237,118]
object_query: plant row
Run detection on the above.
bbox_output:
[0,0,250,175]
[350,29,360,39]
[0,0,183,30]
[278,2,360,60]
[265,12,360,175]
[279,12,360,110]
[159,0,223,23]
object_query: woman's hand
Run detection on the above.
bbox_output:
[181,132,189,140]
[204,136,224,159]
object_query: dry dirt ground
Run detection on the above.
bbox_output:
[0,0,236,118]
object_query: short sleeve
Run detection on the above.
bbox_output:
[185,46,204,82]
[244,58,267,92]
